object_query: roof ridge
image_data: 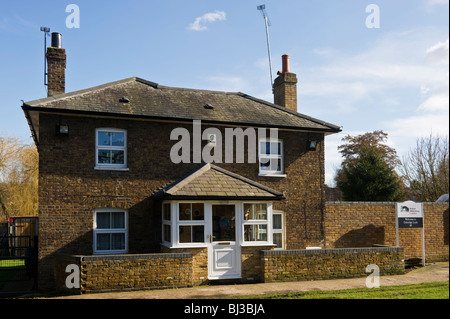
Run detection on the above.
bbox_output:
[156,85,235,95]
[166,163,211,195]
[237,92,341,131]
[25,77,155,106]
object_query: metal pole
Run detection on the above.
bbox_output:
[44,31,47,87]
[263,14,274,90]
[422,203,426,266]
[395,203,399,247]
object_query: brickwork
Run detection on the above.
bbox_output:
[262,247,405,282]
[54,253,193,294]
[37,113,326,290]
[273,72,298,112]
[241,246,274,282]
[46,47,66,97]
[325,202,449,262]
[160,246,208,286]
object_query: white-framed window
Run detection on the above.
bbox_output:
[177,203,206,244]
[272,211,285,249]
[258,139,283,175]
[93,209,128,254]
[242,203,270,244]
[162,202,172,245]
[161,202,207,248]
[95,128,127,170]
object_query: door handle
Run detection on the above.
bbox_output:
[208,235,216,243]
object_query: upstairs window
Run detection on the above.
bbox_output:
[95,129,127,169]
[259,139,283,175]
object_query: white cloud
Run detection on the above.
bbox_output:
[187,11,226,31]
[424,0,449,12]
[426,0,449,6]
[306,32,449,184]
[418,90,449,112]
[425,39,449,65]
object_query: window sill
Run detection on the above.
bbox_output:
[161,242,208,249]
[95,166,130,171]
[258,173,287,178]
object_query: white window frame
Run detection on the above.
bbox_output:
[161,201,277,248]
[163,201,208,248]
[258,138,285,176]
[162,202,172,246]
[95,128,128,170]
[272,211,285,250]
[241,202,273,246]
[93,209,128,254]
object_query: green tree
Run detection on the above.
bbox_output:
[336,147,405,201]
[335,131,405,201]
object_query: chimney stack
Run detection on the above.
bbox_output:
[46,32,66,97]
[273,54,298,112]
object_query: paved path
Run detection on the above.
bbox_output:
[54,262,448,299]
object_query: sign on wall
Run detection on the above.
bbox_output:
[395,200,425,266]
[396,201,423,228]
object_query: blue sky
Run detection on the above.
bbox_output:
[1,0,448,184]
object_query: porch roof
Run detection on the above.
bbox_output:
[152,163,284,201]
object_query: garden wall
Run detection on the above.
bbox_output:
[262,247,405,282]
[325,202,448,262]
[54,253,193,294]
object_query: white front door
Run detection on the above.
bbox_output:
[208,204,241,280]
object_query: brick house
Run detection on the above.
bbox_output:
[22,34,341,291]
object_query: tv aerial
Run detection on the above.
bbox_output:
[257,5,274,92]
[40,26,51,89]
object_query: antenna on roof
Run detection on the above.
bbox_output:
[257,4,274,93]
[40,26,51,90]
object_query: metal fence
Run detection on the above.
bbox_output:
[0,235,38,296]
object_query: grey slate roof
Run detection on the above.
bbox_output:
[152,163,284,200]
[22,77,341,133]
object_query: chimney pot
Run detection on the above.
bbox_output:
[51,32,62,48]
[282,54,290,73]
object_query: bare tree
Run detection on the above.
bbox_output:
[0,136,38,218]
[401,134,449,202]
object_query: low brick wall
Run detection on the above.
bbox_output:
[262,247,405,282]
[55,253,193,294]
[54,248,406,293]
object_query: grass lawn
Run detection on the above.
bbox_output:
[0,259,26,290]
[233,282,449,299]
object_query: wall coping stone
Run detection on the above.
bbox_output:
[326,201,449,205]
[57,253,192,262]
[261,246,404,256]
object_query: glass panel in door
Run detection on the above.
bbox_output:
[212,205,235,242]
